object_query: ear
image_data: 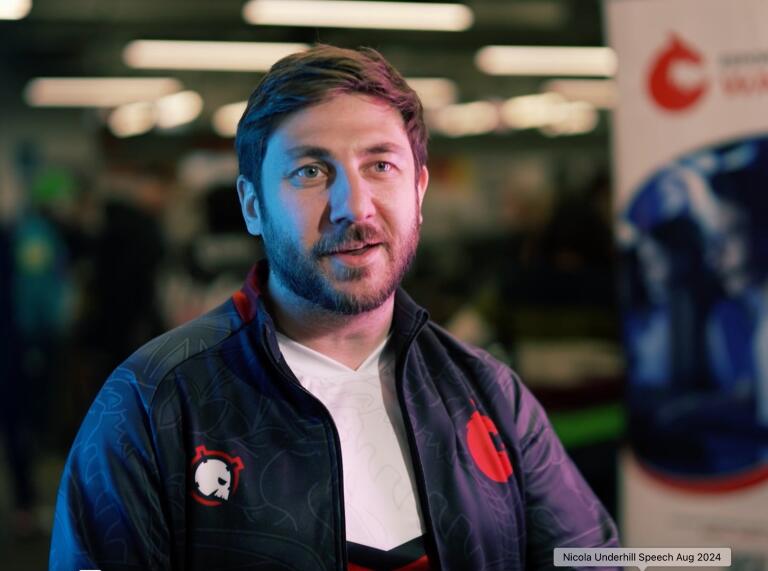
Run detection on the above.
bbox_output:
[237,175,263,236]
[416,165,429,224]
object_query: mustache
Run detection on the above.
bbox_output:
[313,223,387,256]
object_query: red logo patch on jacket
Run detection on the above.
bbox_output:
[191,445,244,506]
[466,406,514,483]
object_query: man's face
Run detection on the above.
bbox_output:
[239,93,428,314]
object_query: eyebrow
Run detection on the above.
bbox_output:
[285,141,407,160]
[286,145,331,160]
[361,142,408,156]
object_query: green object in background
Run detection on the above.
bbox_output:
[549,403,625,448]
[31,168,76,205]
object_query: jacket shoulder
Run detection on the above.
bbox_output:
[120,298,247,407]
[418,319,516,383]
[415,319,541,429]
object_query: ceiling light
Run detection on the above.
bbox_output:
[0,0,31,20]
[406,78,458,109]
[213,101,248,138]
[124,40,310,72]
[542,79,617,109]
[155,90,203,129]
[500,93,598,136]
[108,102,156,138]
[501,93,567,129]
[243,0,473,31]
[24,77,183,107]
[476,46,617,77]
[540,102,598,137]
[428,101,499,137]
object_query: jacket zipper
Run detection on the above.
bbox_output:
[261,328,348,571]
[393,314,444,571]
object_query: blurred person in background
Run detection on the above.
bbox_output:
[51,45,618,570]
[0,218,38,538]
[79,167,167,385]
[1,167,79,538]
[15,169,77,434]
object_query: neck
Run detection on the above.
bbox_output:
[265,274,394,370]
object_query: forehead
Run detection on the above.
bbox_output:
[265,93,411,158]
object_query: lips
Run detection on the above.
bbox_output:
[319,242,383,267]
[323,242,380,256]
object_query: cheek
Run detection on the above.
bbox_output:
[273,194,323,244]
[388,197,420,232]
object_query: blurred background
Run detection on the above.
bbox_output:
[0,0,644,567]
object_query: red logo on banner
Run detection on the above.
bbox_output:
[648,34,708,111]
[466,409,513,483]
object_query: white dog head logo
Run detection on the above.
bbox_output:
[190,445,244,506]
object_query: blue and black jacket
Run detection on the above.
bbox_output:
[50,262,619,570]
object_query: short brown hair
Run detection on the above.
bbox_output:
[235,45,428,193]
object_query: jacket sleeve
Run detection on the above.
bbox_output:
[515,378,621,570]
[50,366,172,571]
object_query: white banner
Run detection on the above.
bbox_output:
[606,0,768,569]
[608,0,768,211]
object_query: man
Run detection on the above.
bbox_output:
[51,45,619,570]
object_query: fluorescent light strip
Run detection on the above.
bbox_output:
[24,77,183,107]
[108,90,204,138]
[406,78,458,109]
[243,0,473,31]
[501,93,565,129]
[213,101,248,138]
[540,101,598,137]
[155,90,203,129]
[476,46,617,77]
[108,102,156,138]
[542,79,617,109]
[429,101,499,137]
[0,0,31,20]
[500,92,598,136]
[124,40,310,72]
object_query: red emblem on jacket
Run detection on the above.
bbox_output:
[190,445,245,506]
[466,407,514,483]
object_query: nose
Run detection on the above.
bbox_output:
[328,167,375,225]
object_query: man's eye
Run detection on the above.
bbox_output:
[297,165,322,178]
[373,161,392,173]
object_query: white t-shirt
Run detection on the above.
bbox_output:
[275,332,425,550]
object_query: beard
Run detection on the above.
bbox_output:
[260,212,420,315]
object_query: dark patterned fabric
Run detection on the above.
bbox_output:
[50,262,619,570]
